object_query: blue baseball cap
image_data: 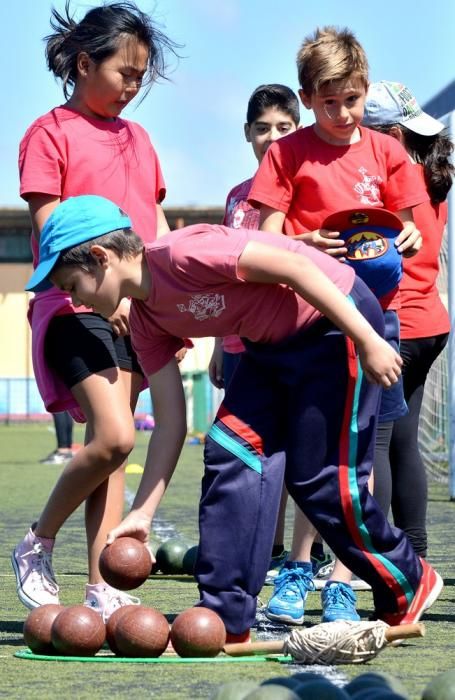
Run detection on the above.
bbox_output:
[322,207,403,298]
[25,195,132,293]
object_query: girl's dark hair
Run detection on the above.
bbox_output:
[372,124,454,204]
[246,84,300,126]
[46,1,180,99]
[56,227,143,270]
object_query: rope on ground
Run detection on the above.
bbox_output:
[283,620,388,664]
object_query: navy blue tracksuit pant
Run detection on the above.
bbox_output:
[195,278,423,634]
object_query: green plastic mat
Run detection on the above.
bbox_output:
[15,649,292,664]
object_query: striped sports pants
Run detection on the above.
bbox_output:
[196,278,422,634]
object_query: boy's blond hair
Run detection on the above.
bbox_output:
[297,26,369,96]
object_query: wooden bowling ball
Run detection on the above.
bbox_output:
[170,606,226,658]
[23,604,64,654]
[114,606,170,657]
[51,605,106,656]
[99,537,152,590]
[105,605,144,654]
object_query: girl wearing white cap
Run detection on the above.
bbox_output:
[363,81,454,557]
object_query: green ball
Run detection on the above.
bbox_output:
[182,544,199,575]
[210,680,258,699]
[422,670,455,700]
[345,672,409,698]
[244,686,300,700]
[155,537,189,574]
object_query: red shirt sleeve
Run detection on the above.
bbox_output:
[19,124,65,199]
[378,134,428,212]
[149,138,166,204]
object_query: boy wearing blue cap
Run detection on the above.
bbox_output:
[249,25,431,625]
[24,194,443,642]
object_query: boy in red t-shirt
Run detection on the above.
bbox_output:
[249,26,429,626]
[25,194,442,642]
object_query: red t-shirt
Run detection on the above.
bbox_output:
[249,126,429,311]
[129,224,355,376]
[398,165,450,339]
[20,106,166,260]
[249,126,428,233]
[19,106,166,316]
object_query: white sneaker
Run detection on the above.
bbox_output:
[84,583,141,622]
[39,450,72,465]
[11,527,59,609]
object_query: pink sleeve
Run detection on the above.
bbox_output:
[129,301,183,376]
[381,137,429,211]
[19,125,65,199]
[131,121,166,204]
[151,141,166,203]
[130,322,185,377]
[248,140,295,213]
[133,333,184,376]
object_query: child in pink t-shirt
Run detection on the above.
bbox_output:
[12,2,177,620]
[25,194,443,643]
[249,26,428,626]
[210,84,300,389]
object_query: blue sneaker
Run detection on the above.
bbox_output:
[321,581,360,622]
[265,562,314,625]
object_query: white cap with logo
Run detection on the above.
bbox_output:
[363,81,444,136]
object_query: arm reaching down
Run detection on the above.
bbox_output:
[106,357,187,544]
[238,241,402,387]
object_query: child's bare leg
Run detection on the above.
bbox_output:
[327,558,353,583]
[273,485,289,547]
[84,369,143,582]
[35,368,136,539]
[85,464,126,582]
[290,507,317,561]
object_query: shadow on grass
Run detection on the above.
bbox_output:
[0,621,24,633]
[149,575,195,582]
[0,638,25,647]
[0,620,25,646]
[422,611,455,623]
[428,494,455,503]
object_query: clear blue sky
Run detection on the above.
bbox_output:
[2,0,454,208]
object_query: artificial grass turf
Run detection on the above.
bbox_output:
[1,423,454,699]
